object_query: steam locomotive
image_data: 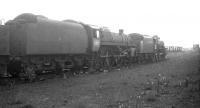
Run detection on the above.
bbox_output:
[0,13,166,79]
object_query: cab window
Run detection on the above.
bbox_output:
[95,30,100,39]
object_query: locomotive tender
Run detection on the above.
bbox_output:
[0,13,166,79]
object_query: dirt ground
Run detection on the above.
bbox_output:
[0,51,200,108]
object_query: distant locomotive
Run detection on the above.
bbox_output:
[96,28,138,70]
[0,13,166,79]
[128,33,166,62]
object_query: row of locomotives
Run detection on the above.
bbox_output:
[0,13,101,80]
[0,13,167,80]
[95,29,137,71]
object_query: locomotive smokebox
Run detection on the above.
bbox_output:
[119,29,124,35]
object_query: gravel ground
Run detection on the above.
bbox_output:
[0,51,200,108]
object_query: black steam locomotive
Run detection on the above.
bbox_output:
[0,13,166,80]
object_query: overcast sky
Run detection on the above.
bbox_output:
[0,0,200,48]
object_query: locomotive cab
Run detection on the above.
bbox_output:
[88,25,101,52]
[0,25,10,77]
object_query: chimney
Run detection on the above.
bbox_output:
[119,29,124,35]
